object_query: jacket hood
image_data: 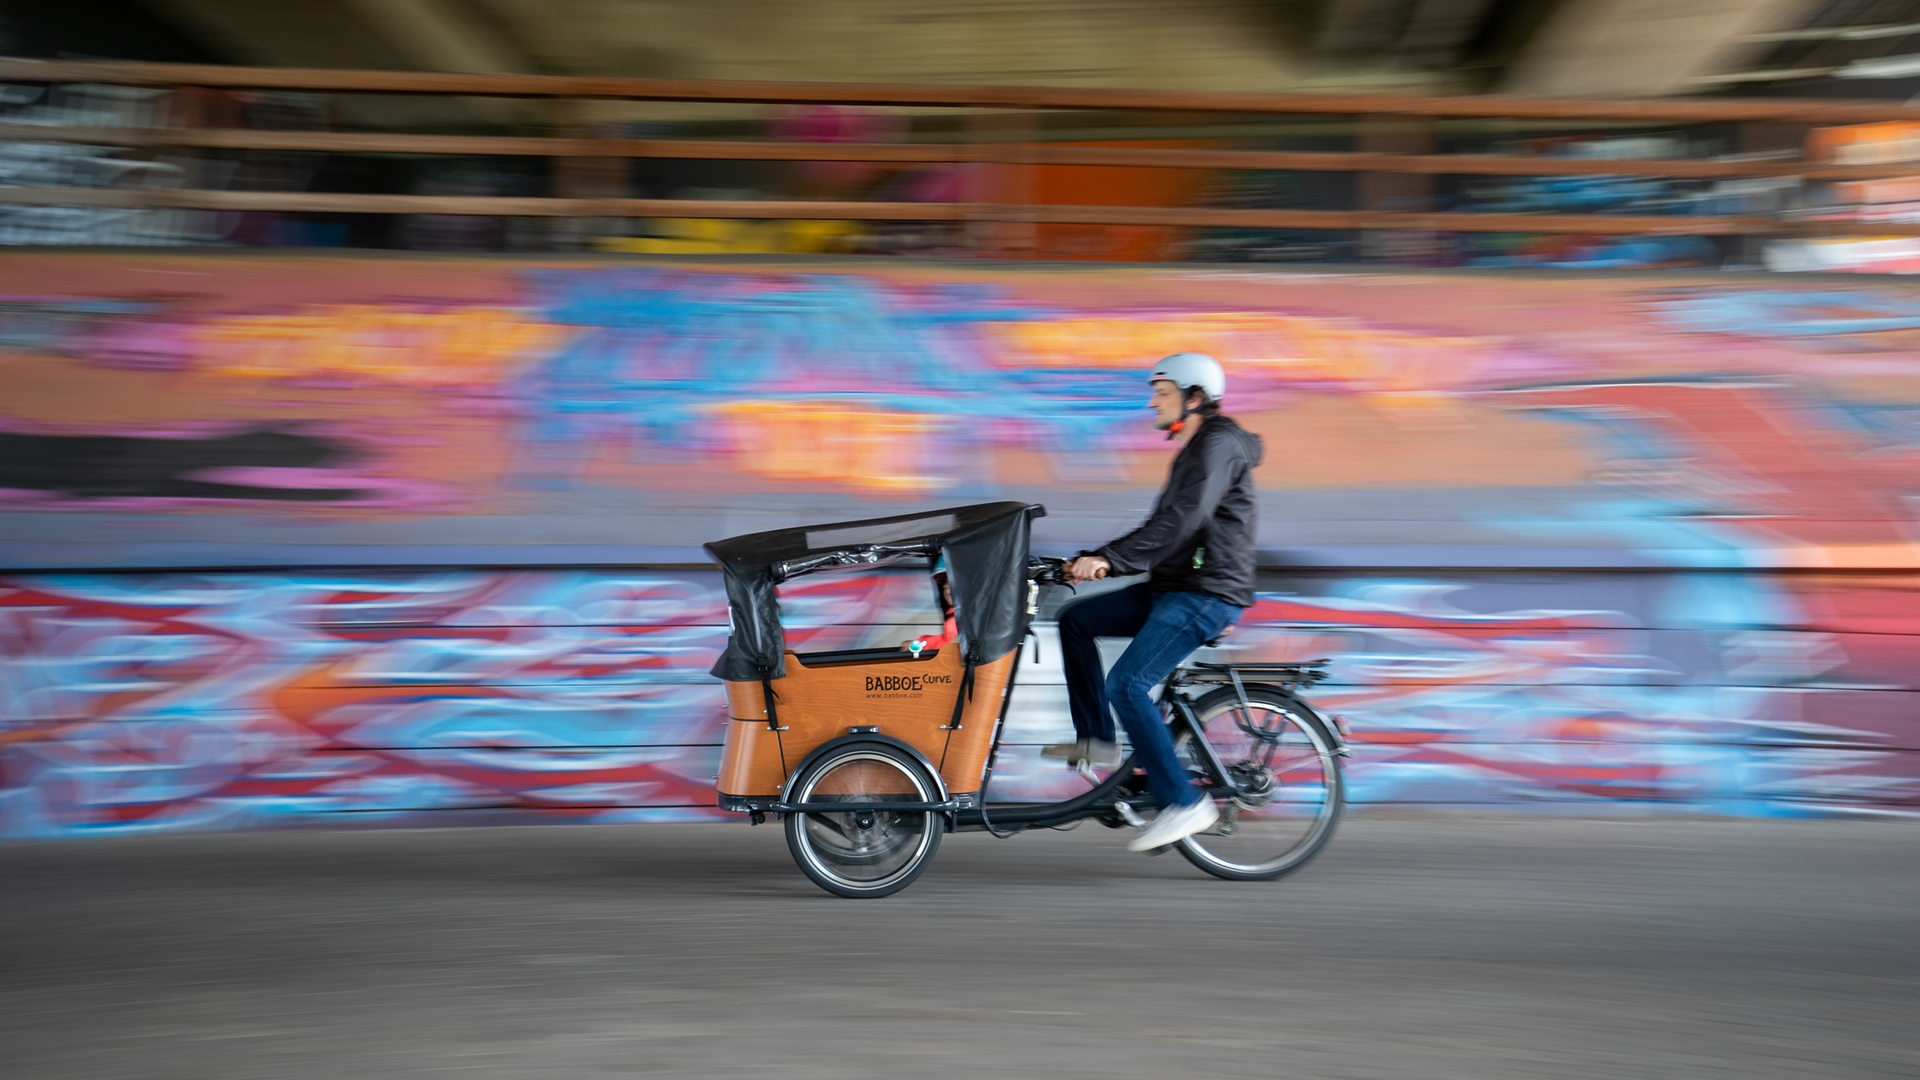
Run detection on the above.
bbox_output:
[1209,413,1263,468]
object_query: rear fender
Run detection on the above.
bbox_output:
[783,733,953,815]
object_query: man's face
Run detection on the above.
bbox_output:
[1149,380,1186,431]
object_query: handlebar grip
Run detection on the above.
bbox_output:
[1026,556,1067,584]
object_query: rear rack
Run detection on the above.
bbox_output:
[1182,659,1331,691]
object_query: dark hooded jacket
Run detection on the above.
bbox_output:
[1092,413,1264,607]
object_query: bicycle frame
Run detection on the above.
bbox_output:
[950,660,1309,834]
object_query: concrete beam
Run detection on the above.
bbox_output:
[336,0,531,75]
[1316,0,1420,54]
[1316,0,1500,65]
[142,0,424,70]
[1500,0,1820,97]
[143,0,537,124]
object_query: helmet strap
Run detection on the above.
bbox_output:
[1165,391,1198,441]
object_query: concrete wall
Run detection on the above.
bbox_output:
[3,253,1918,835]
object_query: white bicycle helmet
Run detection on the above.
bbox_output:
[1148,352,1225,403]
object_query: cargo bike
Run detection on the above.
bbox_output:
[706,501,1345,898]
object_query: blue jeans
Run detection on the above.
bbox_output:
[1057,583,1241,810]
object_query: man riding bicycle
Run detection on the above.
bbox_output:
[1050,352,1265,852]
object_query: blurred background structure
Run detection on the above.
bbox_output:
[2,1,1919,835]
[16,0,1920,266]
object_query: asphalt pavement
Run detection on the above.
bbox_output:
[3,815,1917,1079]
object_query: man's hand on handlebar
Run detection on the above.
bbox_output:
[1065,556,1110,584]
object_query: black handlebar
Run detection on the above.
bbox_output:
[777,549,1076,587]
[774,542,935,581]
[1027,555,1072,588]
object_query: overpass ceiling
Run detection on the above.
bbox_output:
[122,0,1920,101]
[137,0,1512,91]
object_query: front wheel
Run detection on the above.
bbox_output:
[783,741,944,898]
[1173,685,1345,881]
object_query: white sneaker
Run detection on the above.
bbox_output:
[1038,738,1121,769]
[1127,798,1220,852]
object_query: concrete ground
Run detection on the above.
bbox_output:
[3,815,1917,1079]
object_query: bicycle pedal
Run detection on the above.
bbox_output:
[1114,800,1149,829]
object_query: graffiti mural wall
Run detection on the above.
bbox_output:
[2,253,1917,835]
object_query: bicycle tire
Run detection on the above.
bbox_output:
[1173,684,1344,881]
[783,741,943,899]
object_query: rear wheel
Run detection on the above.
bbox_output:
[1174,686,1344,881]
[783,741,943,898]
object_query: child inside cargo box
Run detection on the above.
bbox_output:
[902,554,956,655]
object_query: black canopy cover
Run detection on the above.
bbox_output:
[705,501,1045,681]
